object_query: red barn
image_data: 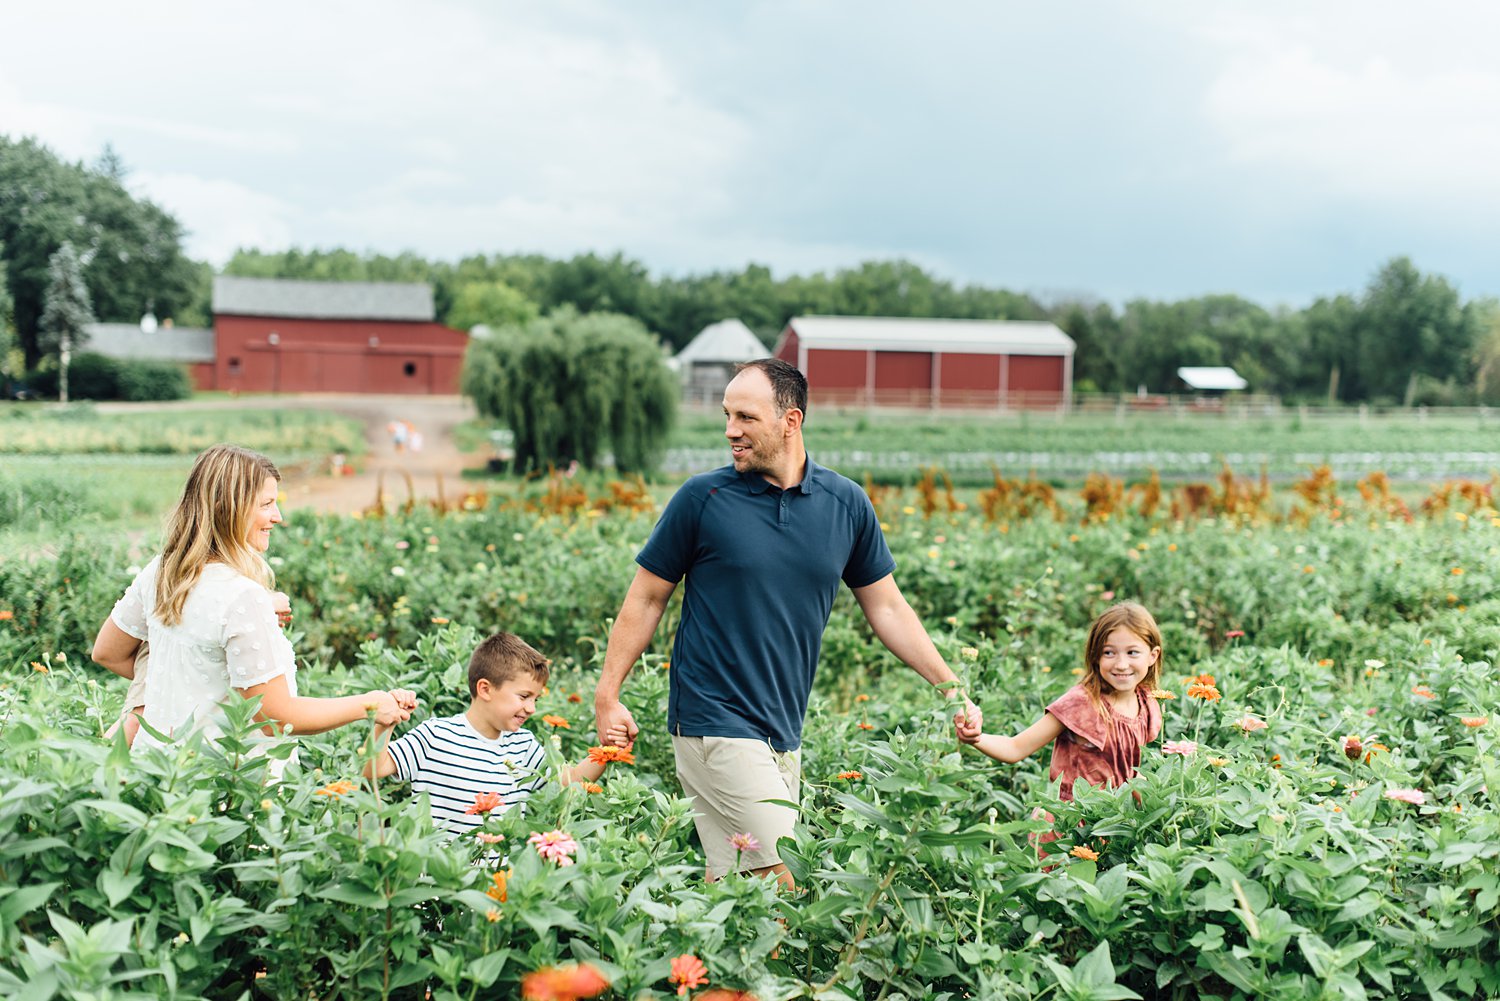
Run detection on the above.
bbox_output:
[773,316,1075,410]
[208,276,468,394]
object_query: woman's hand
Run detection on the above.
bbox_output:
[367,690,414,728]
[388,689,418,713]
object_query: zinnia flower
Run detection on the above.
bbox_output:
[486,870,509,902]
[1225,630,1245,639]
[541,714,571,729]
[1187,683,1221,701]
[466,791,504,815]
[529,829,580,866]
[581,782,603,794]
[697,991,760,1001]
[1411,685,1435,699]
[475,832,504,844]
[587,745,635,765]
[1208,757,1230,767]
[315,779,357,797]
[727,832,761,854]
[0,609,13,620]
[837,770,864,780]
[855,693,871,702]
[520,962,609,1001]
[1070,844,1099,861]
[1384,788,1425,805]
[857,721,874,731]
[1234,716,1267,733]
[1461,716,1488,727]
[1148,689,1176,701]
[1163,740,1198,756]
[669,954,710,996]
[1341,735,1363,760]
[567,693,583,703]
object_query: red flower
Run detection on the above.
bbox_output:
[1225,629,1245,639]
[466,791,504,815]
[669,954,709,996]
[857,721,874,731]
[520,963,609,1001]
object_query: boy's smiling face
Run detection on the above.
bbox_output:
[468,675,543,738]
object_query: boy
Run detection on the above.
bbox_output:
[364,631,620,832]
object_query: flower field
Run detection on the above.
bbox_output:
[1,471,1498,999]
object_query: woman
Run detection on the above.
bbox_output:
[92,444,413,768]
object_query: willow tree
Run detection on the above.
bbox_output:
[462,307,677,475]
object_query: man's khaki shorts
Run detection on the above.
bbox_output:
[671,735,800,879]
[122,643,150,712]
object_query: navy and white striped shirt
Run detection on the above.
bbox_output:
[387,714,547,832]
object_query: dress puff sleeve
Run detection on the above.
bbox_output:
[221,582,296,691]
[110,556,159,641]
[1045,684,1113,751]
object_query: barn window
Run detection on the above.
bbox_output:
[228,357,242,375]
[404,362,417,377]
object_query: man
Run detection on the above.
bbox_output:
[594,358,980,887]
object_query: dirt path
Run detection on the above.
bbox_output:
[96,394,487,516]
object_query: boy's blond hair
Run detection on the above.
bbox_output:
[468,632,550,697]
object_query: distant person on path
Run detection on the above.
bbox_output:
[92,444,416,776]
[959,601,1166,856]
[389,420,409,453]
[594,359,981,886]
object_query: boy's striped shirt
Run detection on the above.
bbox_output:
[387,714,547,832]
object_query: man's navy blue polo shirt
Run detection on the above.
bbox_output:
[635,457,895,751]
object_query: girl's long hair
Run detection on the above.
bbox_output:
[154,444,280,626]
[1080,601,1164,722]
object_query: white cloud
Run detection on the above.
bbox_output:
[131,172,297,264]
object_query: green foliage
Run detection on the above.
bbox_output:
[444,279,538,333]
[2,496,1500,997]
[461,308,677,475]
[0,406,364,456]
[0,136,203,368]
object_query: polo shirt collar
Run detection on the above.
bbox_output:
[742,454,822,495]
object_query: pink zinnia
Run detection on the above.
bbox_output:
[1225,630,1245,639]
[727,832,761,854]
[529,829,580,866]
[1163,740,1198,756]
[1384,788,1426,805]
[1233,716,1267,733]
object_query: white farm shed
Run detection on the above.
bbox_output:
[1177,367,1248,392]
[676,319,768,399]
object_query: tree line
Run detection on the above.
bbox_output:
[4,132,1499,405]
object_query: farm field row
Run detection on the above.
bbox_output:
[1,495,1497,998]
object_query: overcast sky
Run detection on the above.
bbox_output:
[4,1,1498,308]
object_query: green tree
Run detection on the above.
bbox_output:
[461,308,677,475]
[0,136,202,368]
[38,242,95,402]
[1358,257,1476,405]
[445,279,538,333]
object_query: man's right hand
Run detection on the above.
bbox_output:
[595,698,639,748]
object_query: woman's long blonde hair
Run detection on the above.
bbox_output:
[1080,601,1164,722]
[154,444,280,626]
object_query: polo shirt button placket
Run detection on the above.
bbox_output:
[778,493,789,527]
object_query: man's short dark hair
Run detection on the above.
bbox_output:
[735,358,808,416]
[468,631,550,697]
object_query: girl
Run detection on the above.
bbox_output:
[960,602,1163,802]
[92,443,415,772]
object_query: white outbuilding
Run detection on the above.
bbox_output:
[675,319,768,401]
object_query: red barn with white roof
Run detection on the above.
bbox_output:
[773,316,1075,410]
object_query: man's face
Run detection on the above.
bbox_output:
[723,369,789,476]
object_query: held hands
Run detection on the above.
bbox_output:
[369,689,418,728]
[271,591,293,629]
[949,694,984,745]
[595,698,639,749]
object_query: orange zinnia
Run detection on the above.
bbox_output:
[582,782,603,794]
[315,779,357,797]
[520,963,609,1001]
[587,745,635,765]
[466,791,504,815]
[486,870,509,902]
[1186,683,1221,702]
[1148,688,1176,701]
[836,770,863,780]
[1411,686,1435,699]
[857,721,874,731]
[1461,717,1488,727]
[542,714,571,728]
[1070,844,1099,861]
[0,609,13,620]
[669,954,709,996]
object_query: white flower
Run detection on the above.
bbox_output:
[391,566,406,577]
[1364,659,1385,669]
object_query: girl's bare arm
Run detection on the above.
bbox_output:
[967,714,1064,764]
